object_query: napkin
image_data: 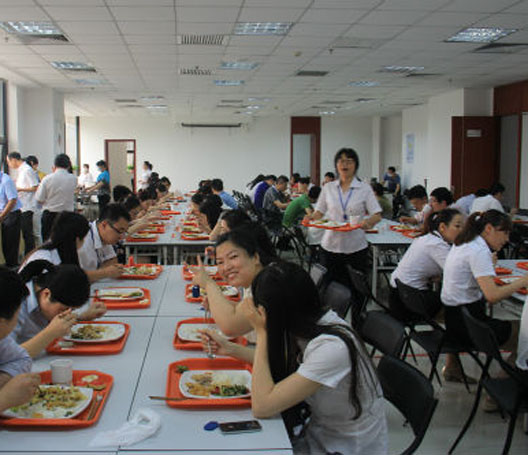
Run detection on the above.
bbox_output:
[89,408,161,448]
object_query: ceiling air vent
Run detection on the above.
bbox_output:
[115,99,137,103]
[177,34,226,46]
[355,98,377,103]
[122,104,144,109]
[179,67,213,76]
[474,42,528,53]
[221,99,244,103]
[321,100,347,105]
[331,37,386,49]
[216,104,247,108]
[296,70,328,77]
[405,73,441,78]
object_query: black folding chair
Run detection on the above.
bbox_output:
[322,281,352,319]
[359,311,406,358]
[378,355,438,455]
[449,307,528,455]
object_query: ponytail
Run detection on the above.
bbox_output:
[18,260,90,308]
[454,209,512,246]
[0,267,29,319]
[424,208,461,236]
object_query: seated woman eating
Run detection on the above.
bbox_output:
[202,261,387,455]
[192,224,276,338]
[11,260,94,358]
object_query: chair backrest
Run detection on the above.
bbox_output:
[310,263,327,288]
[395,279,431,319]
[322,281,351,319]
[359,311,406,357]
[347,266,371,300]
[460,307,504,364]
[377,355,438,455]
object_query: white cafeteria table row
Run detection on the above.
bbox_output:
[0,265,292,454]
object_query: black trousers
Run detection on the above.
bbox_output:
[41,210,59,242]
[319,247,369,286]
[1,210,21,267]
[20,210,35,255]
[98,194,110,218]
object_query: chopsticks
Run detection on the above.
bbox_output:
[86,394,103,420]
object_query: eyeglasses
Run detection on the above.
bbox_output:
[108,223,127,236]
[337,158,355,165]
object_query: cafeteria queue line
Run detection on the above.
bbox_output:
[0,149,528,454]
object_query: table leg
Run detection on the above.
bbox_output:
[372,245,378,298]
[162,246,167,265]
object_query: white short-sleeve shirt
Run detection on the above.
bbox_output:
[470,194,504,214]
[517,295,528,371]
[78,221,116,270]
[295,310,387,455]
[35,168,77,212]
[16,162,39,212]
[19,248,61,271]
[314,178,381,254]
[390,232,451,290]
[441,235,495,306]
[414,203,432,224]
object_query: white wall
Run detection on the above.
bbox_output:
[321,116,373,183]
[380,114,402,179]
[401,104,429,191]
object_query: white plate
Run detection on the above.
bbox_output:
[177,323,224,342]
[97,287,144,301]
[122,266,157,276]
[131,233,156,239]
[64,323,126,343]
[499,276,521,284]
[179,370,251,399]
[3,386,93,419]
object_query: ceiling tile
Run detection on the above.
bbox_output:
[117,21,175,34]
[344,24,407,39]
[176,22,233,34]
[110,6,175,21]
[38,0,105,5]
[43,6,112,21]
[238,7,306,22]
[359,10,430,25]
[289,23,350,37]
[441,0,519,13]
[299,8,367,24]
[123,34,176,45]
[176,7,240,22]
[59,21,120,35]
[376,0,451,10]
[417,11,489,27]
[0,6,50,20]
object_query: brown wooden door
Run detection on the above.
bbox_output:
[451,116,499,199]
[291,117,321,184]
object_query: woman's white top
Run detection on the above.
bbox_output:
[314,178,381,254]
[414,203,432,224]
[138,170,152,191]
[19,248,61,271]
[517,295,528,371]
[470,194,504,214]
[441,236,495,306]
[78,171,94,188]
[390,232,451,290]
[294,310,387,455]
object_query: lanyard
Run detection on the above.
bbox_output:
[90,226,103,268]
[337,184,353,221]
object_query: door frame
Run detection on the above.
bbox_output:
[290,117,321,184]
[104,139,137,192]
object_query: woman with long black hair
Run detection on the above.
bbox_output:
[11,260,95,358]
[202,261,386,454]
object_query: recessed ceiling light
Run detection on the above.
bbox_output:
[234,22,292,36]
[141,96,165,102]
[446,27,517,43]
[214,80,244,86]
[146,104,168,109]
[381,66,425,74]
[348,81,379,87]
[74,78,106,86]
[296,70,328,77]
[220,61,259,71]
[0,21,63,36]
[247,105,262,110]
[51,61,95,72]
[248,97,270,102]
[355,98,377,103]
[319,111,335,115]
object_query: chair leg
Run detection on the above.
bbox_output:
[455,354,472,393]
[448,382,484,454]
[502,409,519,455]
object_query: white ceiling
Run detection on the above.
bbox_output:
[0,0,528,120]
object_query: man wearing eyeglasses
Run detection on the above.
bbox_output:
[78,203,131,282]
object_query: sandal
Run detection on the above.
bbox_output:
[442,366,477,384]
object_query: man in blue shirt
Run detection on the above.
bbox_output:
[211,178,238,210]
[86,160,111,216]
[254,175,276,210]
[0,170,22,267]
[382,166,401,194]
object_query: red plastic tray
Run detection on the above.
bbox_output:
[0,370,113,428]
[94,287,151,310]
[161,210,181,215]
[517,262,528,271]
[138,226,165,234]
[119,264,163,280]
[46,322,130,355]
[182,266,222,281]
[301,220,361,231]
[495,267,512,275]
[494,276,528,294]
[165,358,252,408]
[126,235,158,243]
[184,283,240,303]
[181,234,210,241]
[173,317,247,350]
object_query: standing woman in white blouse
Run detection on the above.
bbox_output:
[307,148,381,284]
[138,161,153,191]
[442,210,528,356]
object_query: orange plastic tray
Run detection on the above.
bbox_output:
[401,230,422,239]
[119,264,163,280]
[94,287,151,309]
[390,225,418,232]
[182,221,198,227]
[0,370,113,428]
[46,322,130,355]
[184,283,240,303]
[182,266,222,281]
[301,220,361,231]
[126,235,158,243]
[161,210,181,215]
[517,262,528,271]
[165,358,252,408]
[495,267,512,275]
[181,234,210,241]
[173,317,247,350]
[138,226,165,234]
[151,216,171,221]
[494,276,528,294]
[365,229,378,234]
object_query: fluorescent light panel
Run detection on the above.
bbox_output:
[234,22,292,36]
[214,80,244,86]
[141,96,165,102]
[220,61,259,70]
[446,27,517,43]
[382,65,425,73]
[51,61,95,71]
[248,97,270,102]
[0,21,63,35]
[74,78,106,86]
[319,111,335,115]
[348,81,379,87]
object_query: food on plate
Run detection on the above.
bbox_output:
[178,323,228,342]
[391,224,414,231]
[130,233,156,239]
[97,289,143,299]
[8,386,88,419]
[186,284,238,299]
[181,226,202,233]
[70,324,106,340]
[123,265,157,276]
[182,232,209,239]
[81,374,99,383]
[184,372,249,397]
[177,365,189,373]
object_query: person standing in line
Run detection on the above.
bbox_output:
[86,160,111,216]
[25,156,42,246]
[138,161,153,191]
[77,163,94,189]
[35,154,77,242]
[0,167,22,268]
[7,152,39,256]
[381,166,401,195]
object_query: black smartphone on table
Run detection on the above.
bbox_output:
[219,420,262,435]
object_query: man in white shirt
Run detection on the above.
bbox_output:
[77,163,94,189]
[78,203,130,282]
[7,152,39,255]
[471,183,506,214]
[400,185,431,225]
[35,154,78,241]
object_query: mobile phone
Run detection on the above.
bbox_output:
[219,420,262,435]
